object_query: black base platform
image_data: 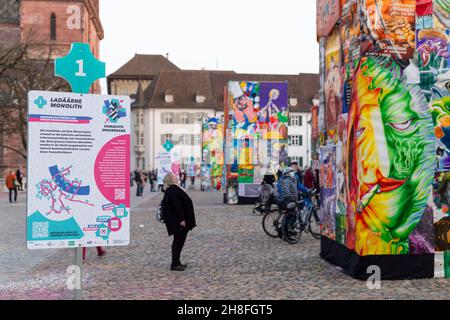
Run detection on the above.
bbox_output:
[320,236,435,280]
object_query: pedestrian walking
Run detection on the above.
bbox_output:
[161,172,196,271]
[149,169,155,192]
[5,170,18,203]
[134,169,144,196]
[16,167,23,191]
[141,171,147,193]
[180,170,187,189]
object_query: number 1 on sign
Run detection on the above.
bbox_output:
[75,59,86,77]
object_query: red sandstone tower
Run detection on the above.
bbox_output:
[0,0,104,178]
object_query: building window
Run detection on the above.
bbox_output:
[289,135,298,146]
[161,112,173,124]
[290,115,303,127]
[161,134,172,145]
[135,132,144,146]
[50,13,57,40]
[136,111,144,125]
[290,115,299,127]
[289,135,303,146]
[196,94,206,104]
[178,134,189,145]
[165,93,174,103]
[289,97,298,107]
[181,113,190,124]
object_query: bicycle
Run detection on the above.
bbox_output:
[281,191,321,244]
[262,200,297,238]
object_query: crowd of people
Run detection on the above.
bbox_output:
[275,163,316,207]
[132,169,157,196]
[131,168,192,196]
[275,163,320,194]
[130,163,320,200]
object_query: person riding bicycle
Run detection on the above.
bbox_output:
[276,167,299,210]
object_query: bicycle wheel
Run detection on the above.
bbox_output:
[308,208,321,239]
[262,209,282,238]
[281,212,302,244]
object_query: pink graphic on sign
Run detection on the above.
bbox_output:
[171,160,181,176]
[94,135,130,207]
[108,217,122,232]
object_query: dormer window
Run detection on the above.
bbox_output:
[165,92,174,103]
[196,94,206,104]
[289,97,298,107]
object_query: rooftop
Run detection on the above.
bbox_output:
[133,70,319,112]
[108,54,180,78]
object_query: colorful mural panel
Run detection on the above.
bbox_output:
[201,116,224,191]
[319,146,337,240]
[325,28,342,133]
[361,0,416,59]
[317,0,450,279]
[225,81,289,202]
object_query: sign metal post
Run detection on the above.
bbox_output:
[74,247,83,300]
[54,43,106,300]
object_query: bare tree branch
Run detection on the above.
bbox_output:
[0,31,70,161]
[1,144,27,159]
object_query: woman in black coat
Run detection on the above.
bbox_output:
[161,173,196,271]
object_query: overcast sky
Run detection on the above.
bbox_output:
[99,0,319,93]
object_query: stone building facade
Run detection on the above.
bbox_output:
[107,54,319,171]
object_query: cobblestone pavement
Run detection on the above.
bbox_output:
[0,189,449,300]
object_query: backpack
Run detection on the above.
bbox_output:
[259,184,274,205]
[156,201,165,223]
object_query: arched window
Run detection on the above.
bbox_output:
[50,13,57,40]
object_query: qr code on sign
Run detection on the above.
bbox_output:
[32,222,49,239]
[114,188,125,200]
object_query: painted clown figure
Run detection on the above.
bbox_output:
[228,82,258,137]
[346,56,435,256]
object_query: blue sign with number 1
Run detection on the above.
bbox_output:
[54,43,105,94]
